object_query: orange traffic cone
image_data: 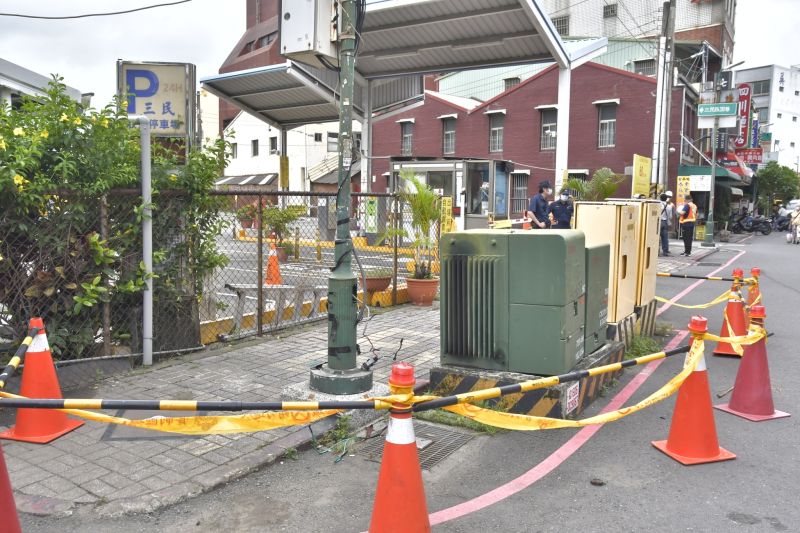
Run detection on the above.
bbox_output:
[716,305,790,422]
[713,273,748,357]
[369,363,430,533]
[0,443,21,532]
[0,318,83,444]
[652,316,736,465]
[265,243,282,285]
[745,267,762,326]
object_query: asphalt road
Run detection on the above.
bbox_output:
[21,233,800,532]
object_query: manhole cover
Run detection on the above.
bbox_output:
[697,262,722,266]
[358,420,474,470]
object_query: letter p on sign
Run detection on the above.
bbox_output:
[125,69,159,114]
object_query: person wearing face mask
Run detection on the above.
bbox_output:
[659,191,674,256]
[526,180,552,229]
[547,189,574,229]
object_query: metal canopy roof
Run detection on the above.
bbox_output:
[202,62,364,129]
[358,0,575,78]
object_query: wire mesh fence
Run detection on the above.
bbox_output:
[0,188,437,365]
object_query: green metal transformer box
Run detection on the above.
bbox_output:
[440,229,586,376]
[585,244,610,355]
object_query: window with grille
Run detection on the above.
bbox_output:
[504,77,521,91]
[231,143,238,158]
[540,109,557,150]
[751,80,770,95]
[552,16,569,36]
[511,173,529,216]
[489,114,504,152]
[314,132,322,142]
[327,132,338,152]
[603,4,618,18]
[251,139,259,157]
[442,118,456,154]
[633,59,656,77]
[758,108,769,122]
[401,122,413,155]
[598,105,617,148]
[269,136,278,154]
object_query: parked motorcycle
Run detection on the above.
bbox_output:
[731,213,771,235]
[773,215,791,232]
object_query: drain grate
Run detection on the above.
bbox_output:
[358,421,474,470]
[697,262,722,266]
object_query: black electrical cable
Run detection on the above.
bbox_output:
[0,0,193,20]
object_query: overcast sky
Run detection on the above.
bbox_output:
[0,0,795,108]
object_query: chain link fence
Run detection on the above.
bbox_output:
[1,188,436,366]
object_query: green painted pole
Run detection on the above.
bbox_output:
[311,0,372,394]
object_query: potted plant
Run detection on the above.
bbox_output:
[262,205,300,262]
[386,172,441,306]
[236,204,258,229]
[364,268,393,293]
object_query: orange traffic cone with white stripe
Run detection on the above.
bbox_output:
[652,316,736,465]
[713,270,748,357]
[716,305,790,422]
[265,242,282,285]
[369,363,430,533]
[0,318,83,444]
[0,443,21,532]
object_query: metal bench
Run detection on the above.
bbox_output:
[223,283,328,334]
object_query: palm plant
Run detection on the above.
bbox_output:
[566,167,625,201]
[385,171,441,280]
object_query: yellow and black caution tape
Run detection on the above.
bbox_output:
[654,289,733,310]
[0,327,39,389]
[657,272,757,285]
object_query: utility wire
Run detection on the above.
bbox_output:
[0,0,192,20]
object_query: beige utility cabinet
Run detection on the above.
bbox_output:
[574,202,639,322]
[606,199,661,305]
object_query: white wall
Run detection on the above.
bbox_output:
[223,111,361,191]
[198,89,221,146]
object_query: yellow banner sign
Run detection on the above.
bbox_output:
[632,154,652,198]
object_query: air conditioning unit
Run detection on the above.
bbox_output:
[440,229,586,376]
[280,0,338,69]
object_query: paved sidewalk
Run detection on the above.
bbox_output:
[656,238,720,272]
[0,306,439,517]
[0,239,724,518]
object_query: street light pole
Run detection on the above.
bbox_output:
[311,0,373,394]
[704,114,719,245]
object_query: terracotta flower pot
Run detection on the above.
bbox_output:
[365,276,392,293]
[406,277,439,306]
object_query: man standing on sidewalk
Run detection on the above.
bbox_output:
[526,181,552,229]
[659,191,674,256]
[678,194,697,256]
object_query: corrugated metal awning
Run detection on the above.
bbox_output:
[215,174,278,187]
[202,62,364,129]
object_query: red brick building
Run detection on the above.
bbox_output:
[371,62,697,209]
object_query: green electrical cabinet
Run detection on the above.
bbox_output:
[440,229,586,376]
[585,244,610,355]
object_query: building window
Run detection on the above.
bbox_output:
[231,143,238,159]
[795,90,799,96]
[251,139,259,157]
[598,104,617,148]
[751,79,770,95]
[778,113,783,119]
[511,173,530,215]
[603,3,618,18]
[401,122,413,155]
[792,142,796,148]
[258,32,277,48]
[779,86,785,92]
[794,117,798,123]
[633,59,657,77]
[489,114,504,152]
[552,15,569,36]
[442,118,456,154]
[504,77,521,91]
[775,140,781,147]
[269,136,278,154]
[239,41,254,56]
[540,109,557,150]
[314,132,322,142]
[327,132,338,152]
[758,108,769,122]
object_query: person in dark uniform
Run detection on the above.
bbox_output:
[526,180,552,229]
[547,189,573,229]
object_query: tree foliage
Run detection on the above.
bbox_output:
[566,167,625,201]
[0,78,230,358]
[756,161,799,204]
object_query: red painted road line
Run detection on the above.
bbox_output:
[656,249,747,316]
[427,330,690,526]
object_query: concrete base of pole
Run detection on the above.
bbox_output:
[309,365,373,395]
[281,380,388,429]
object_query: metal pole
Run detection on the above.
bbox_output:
[257,194,264,336]
[312,0,372,394]
[705,115,719,245]
[129,116,153,366]
[100,195,111,357]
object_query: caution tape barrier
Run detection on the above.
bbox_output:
[0,328,766,435]
[655,289,733,310]
[657,272,757,285]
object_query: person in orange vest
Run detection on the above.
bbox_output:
[678,194,698,256]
